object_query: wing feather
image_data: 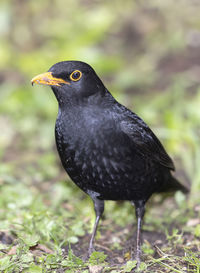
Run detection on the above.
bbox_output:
[120,114,175,171]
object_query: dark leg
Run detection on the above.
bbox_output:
[88,197,104,256]
[132,200,145,266]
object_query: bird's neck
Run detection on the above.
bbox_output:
[53,87,116,110]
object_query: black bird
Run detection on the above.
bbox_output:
[31,61,188,264]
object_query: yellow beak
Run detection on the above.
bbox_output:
[31,72,69,87]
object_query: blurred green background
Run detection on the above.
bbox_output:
[1,0,200,271]
[1,0,200,197]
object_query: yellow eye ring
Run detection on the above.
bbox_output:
[70,70,82,81]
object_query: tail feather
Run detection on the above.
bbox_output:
[158,175,189,194]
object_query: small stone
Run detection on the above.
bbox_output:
[89,265,103,273]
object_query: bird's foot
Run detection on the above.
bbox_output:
[88,246,95,257]
[135,255,141,269]
[130,249,141,269]
[135,249,142,269]
[82,247,95,261]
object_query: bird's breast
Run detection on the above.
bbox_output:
[54,107,162,201]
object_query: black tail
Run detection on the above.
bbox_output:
[158,175,189,194]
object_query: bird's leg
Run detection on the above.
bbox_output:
[88,197,104,256]
[132,200,145,267]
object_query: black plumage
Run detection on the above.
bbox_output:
[31,61,188,264]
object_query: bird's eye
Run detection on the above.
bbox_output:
[70,70,82,81]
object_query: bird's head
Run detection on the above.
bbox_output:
[31,61,106,106]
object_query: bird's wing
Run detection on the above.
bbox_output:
[120,114,175,171]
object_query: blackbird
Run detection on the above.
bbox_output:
[31,61,188,264]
